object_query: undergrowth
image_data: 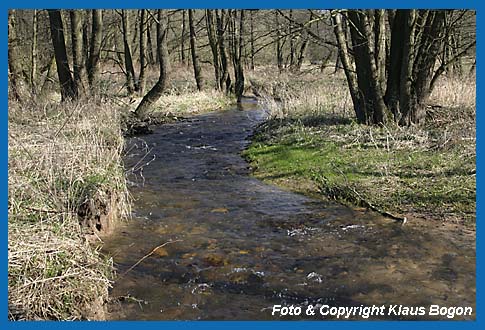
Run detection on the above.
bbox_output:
[8,96,130,320]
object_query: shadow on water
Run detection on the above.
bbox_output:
[102,99,475,320]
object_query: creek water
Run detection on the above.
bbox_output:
[103,100,475,320]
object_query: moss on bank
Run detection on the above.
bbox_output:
[244,71,476,226]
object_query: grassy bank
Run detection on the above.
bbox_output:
[8,97,131,320]
[8,64,237,320]
[244,68,476,226]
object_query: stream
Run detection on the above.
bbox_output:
[103,100,475,320]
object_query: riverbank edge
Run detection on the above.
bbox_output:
[242,118,476,231]
[8,90,235,320]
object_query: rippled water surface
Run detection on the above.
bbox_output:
[103,100,475,320]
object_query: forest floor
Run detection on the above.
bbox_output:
[244,67,476,228]
[7,65,232,320]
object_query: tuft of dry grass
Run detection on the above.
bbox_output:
[8,96,130,320]
[247,67,352,120]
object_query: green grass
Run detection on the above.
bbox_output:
[244,113,476,225]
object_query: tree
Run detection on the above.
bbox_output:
[31,10,38,95]
[121,10,137,95]
[70,10,85,95]
[135,10,169,118]
[229,10,245,103]
[188,9,204,91]
[206,10,220,90]
[138,9,147,94]
[8,10,23,101]
[87,10,103,87]
[332,9,471,125]
[48,9,77,101]
[215,10,231,92]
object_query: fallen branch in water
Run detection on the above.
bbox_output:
[120,240,182,278]
[346,185,407,225]
[313,170,407,225]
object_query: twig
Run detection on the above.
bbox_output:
[326,166,407,225]
[120,240,182,277]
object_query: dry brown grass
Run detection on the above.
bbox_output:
[95,63,233,117]
[247,66,352,119]
[8,96,130,320]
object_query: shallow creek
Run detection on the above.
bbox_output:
[103,100,475,320]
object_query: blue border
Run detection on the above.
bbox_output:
[3,1,480,329]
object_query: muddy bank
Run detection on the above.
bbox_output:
[103,100,475,320]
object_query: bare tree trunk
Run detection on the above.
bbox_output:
[8,10,23,101]
[48,9,77,101]
[188,9,204,91]
[135,10,169,118]
[70,10,85,95]
[40,56,56,97]
[384,10,406,121]
[181,10,186,65]
[82,15,90,71]
[146,17,155,65]
[275,11,284,72]
[249,10,255,70]
[87,9,102,87]
[31,10,38,95]
[121,10,137,94]
[206,10,221,90]
[138,9,147,94]
[399,10,418,126]
[289,10,295,68]
[413,11,446,104]
[230,10,245,103]
[332,11,365,123]
[295,32,308,71]
[374,10,387,95]
[216,10,230,92]
[348,10,390,124]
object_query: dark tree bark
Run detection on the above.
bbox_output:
[146,18,155,65]
[121,10,137,94]
[384,10,406,120]
[230,10,245,103]
[275,12,284,72]
[70,10,85,95]
[347,10,390,124]
[87,9,103,87]
[135,10,169,118]
[48,9,77,101]
[206,10,221,90]
[295,31,309,71]
[188,9,204,91]
[335,9,452,126]
[138,9,147,94]
[215,10,231,92]
[8,10,23,101]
